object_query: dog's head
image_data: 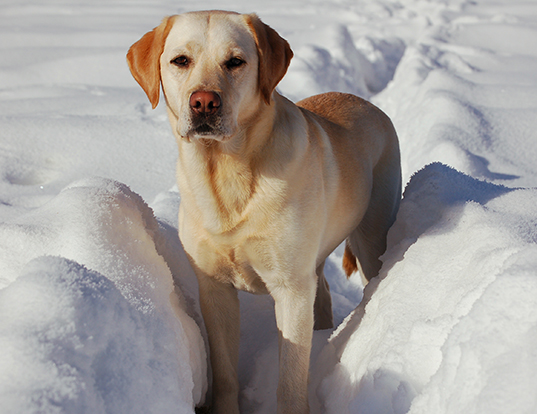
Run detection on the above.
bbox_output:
[127,11,293,142]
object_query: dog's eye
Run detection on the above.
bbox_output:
[226,57,245,70]
[171,55,189,67]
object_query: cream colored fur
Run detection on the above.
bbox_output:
[127,10,401,414]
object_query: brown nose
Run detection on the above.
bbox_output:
[189,91,221,115]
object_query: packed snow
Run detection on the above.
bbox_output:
[0,0,536,413]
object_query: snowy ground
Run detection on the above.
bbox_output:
[1,0,536,413]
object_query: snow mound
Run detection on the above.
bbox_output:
[318,163,537,414]
[0,178,207,413]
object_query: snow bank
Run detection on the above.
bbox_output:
[0,178,206,413]
[318,163,537,414]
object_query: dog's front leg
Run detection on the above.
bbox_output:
[272,277,317,414]
[197,273,240,414]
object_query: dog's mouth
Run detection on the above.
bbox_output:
[193,122,216,135]
[188,115,229,141]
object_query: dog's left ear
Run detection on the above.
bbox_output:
[244,14,293,105]
[127,16,175,109]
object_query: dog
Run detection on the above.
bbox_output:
[127,10,401,414]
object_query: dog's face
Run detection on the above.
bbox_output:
[127,11,293,143]
[161,12,260,141]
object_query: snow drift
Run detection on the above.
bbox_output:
[0,179,207,413]
[317,163,537,414]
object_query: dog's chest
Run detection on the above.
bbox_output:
[178,145,294,292]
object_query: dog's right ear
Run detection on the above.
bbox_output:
[127,16,175,109]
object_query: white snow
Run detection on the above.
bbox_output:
[0,179,207,413]
[1,1,536,413]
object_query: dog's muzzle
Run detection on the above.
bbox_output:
[189,91,224,137]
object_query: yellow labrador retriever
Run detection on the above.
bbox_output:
[127,10,401,414]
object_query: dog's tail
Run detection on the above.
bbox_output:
[342,240,359,278]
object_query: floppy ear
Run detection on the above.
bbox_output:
[126,16,175,109]
[244,14,293,105]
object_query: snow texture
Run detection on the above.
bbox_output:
[1,0,536,413]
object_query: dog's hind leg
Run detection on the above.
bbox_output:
[314,260,333,330]
[344,224,386,286]
[344,163,401,284]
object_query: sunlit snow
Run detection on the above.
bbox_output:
[1,1,536,413]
